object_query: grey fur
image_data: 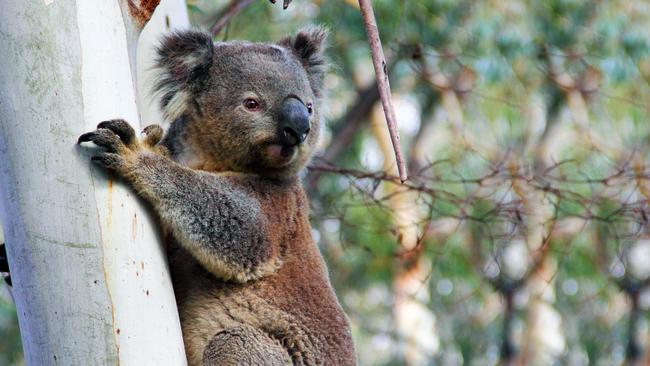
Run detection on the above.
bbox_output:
[132,153,278,282]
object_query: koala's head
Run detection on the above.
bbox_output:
[154,28,327,179]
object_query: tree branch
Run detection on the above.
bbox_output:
[210,0,257,36]
[127,0,161,28]
[358,0,408,182]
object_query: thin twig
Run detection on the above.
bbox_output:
[358,0,408,182]
[210,0,257,37]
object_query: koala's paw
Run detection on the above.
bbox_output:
[78,119,165,175]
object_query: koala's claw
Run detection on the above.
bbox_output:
[97,119,136,146]
[268,0,292,9]
[79,120,139,172]
[142,124,164,147]
[79,120,168,172]
[78,129,125,153]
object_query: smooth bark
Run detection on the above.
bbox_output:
[0,1,188,364]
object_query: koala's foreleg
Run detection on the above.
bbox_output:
[78,120,279,282]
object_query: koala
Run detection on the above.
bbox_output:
[78,29,356,365]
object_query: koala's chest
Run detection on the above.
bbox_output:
[168,241,354,365]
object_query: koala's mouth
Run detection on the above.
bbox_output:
[264,143,297,166]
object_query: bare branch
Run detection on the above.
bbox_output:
[358,0,408,182]
[210,0,257,37]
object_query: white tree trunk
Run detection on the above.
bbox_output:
[0,1,188,364]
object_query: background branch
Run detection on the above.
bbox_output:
[210,0,257,36]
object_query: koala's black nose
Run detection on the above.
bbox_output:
[278,98,310,146]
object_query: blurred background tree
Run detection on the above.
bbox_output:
[3,0,650,365]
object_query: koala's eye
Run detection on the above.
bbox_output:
[306,102,313,115]
[243,98,261,111]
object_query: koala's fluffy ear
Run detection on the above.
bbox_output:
[279,27,328,96]
[154,30,214,121]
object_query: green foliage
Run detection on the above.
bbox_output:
[0,288,22,366]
